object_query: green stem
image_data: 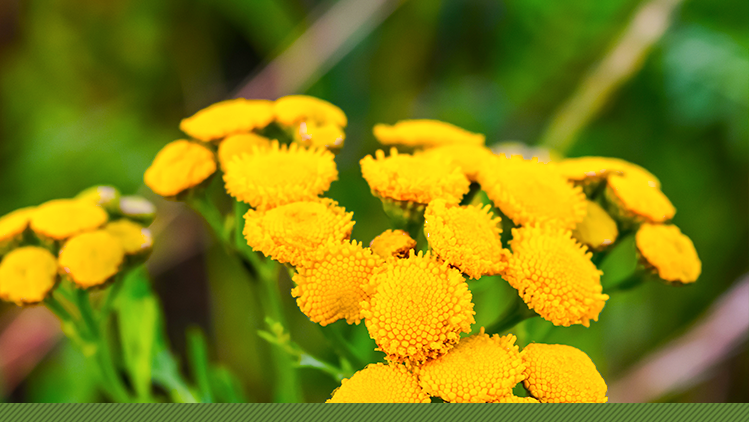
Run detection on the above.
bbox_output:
[604,272,645,294]
[486,296,536,335]
[188,194,230,244]
[318,325,366,371]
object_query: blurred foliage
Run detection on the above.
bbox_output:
[0,0,746,403]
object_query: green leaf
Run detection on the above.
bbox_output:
[186,327,215,403]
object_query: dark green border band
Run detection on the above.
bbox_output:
[0,403,746,422]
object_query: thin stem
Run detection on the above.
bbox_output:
[188,194,229,244]
[318,324,366,371]
[604,272,645,294]
[486,296,536,335]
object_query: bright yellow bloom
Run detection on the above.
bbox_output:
[274,95,347,127]
[490,395,540,403]
[572,200,618,251]
[424,199,509,279]
[373,120,485,147]
[217,132,271,170]
[295,122,345,149]
[360,148,470,204]
[0,207,36,247]
[361,251,475,364]
[179,98,274,141]
[522,343,608,403]
[0,246,57,305]
[636,223,701,284]
[420,144,496,181]
[224,141,338,211]
[30,199,108,241]
[104,219,153,256]
[292,240,383,326]
[369,229,416,260]
[75,185,120,211]
[243,199,354,267]
[606,174,675,223]
[327,363,430,403]
[477,155,587,230]
[144,140,217,198]
[554,156,660,188]
[418,329,524,403]
[503,225,608,327]
[58,230,125,288]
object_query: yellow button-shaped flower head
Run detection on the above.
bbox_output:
[360,148,470,205]
[424,199,509,279]
[373,120,485,147]
[420,144,496,181]
[179,98,274,141]
[477,155,587,230]
[369,229,416,260]
[217,132,271,170]
[292,240,383,326]
[104,219,153,256]
[30,199,108,241]
[295,122,346,150]
[327,363,430,403]
[522,343,608,403]
[572,200,618,251]
[59,230,125,288]
[274,95,347,127]
[636,223,701,284]
[224,141,338,211]
[0,246,57,305]
[243,199,354,267]
[0,207,36,249]
[361,251,475,364]
[606,174,675,224]
[144,140,217,198]
[418,330,525,403]
[554,156,660,188]
[504,225,609,327]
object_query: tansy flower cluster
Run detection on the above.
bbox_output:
[0,186,154,305]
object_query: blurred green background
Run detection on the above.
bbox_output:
[0,0,746,403]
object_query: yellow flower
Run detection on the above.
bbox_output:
[144,140,217,198]
[30,199,108,241]
[636,223,701,284]
[572,200,618,251]
[0,246,57,305]
[0,207,36,249]
[58,230,125,288]
[424,199,509,279]
[477,155,587,230]
[224,141,338,211]
[490,395,540,403]
[420,144,496,181]
[327,363,430,403]
[217,133,271,170]
[179,98,274,141]
[369,229,416,260]
[360,148,470,205]
[606,174,675,223]
[554,156,660,188]
[361,251,475,364]
[292,240,383,326]
[104,219,153,256]
[373,120,485,147]
[273,95,347,127]
[75,185,121,211]
[418,329,525,403]
[521,343,608,403]
[243,199,354,267]
[503,225,608,327]
[295,122,346,150]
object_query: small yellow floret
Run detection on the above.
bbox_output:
[360,148,470,204]
[477,155,587,230]
[572,200,618,251]
[224,141,338,211]
[30,199,108,240]
[606,174,675,223]
[554,156,660,188]
[522,343,608,403]
[243,199,354,267]
[179,98,274,141]
[0,207,36,245]
[369,229,416,259]
[418,329,525,403]
[144,140,217,198]
[104,219,153,256]
[424,199,509,279]
[361,251,475,364]
[503,225,608,327]
[327,363,430,403]
[58,230,125,288]
[292,240,383,326]
[420,144,495,181]
[0,246,57,305]
[636,223,701,284]
[295,122,345,149]
[274,95,347,127]
[373,120,485,147]
[217,133,271,170]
